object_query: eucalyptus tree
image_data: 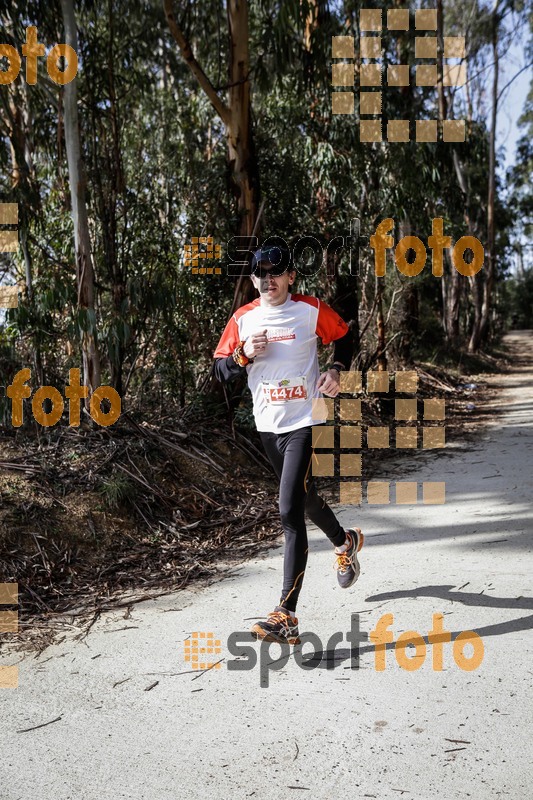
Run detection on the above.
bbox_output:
[60,0,101,394]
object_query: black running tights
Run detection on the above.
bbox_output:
[259,425,346,613]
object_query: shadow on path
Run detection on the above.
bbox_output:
[366,584,533,610]
[257,587,533,672]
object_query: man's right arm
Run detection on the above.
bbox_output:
[213,355,247,384]
[213,315,247,384]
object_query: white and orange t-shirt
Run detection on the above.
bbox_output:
[213,293,349,433]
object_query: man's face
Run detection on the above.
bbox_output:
[251,263,296,305]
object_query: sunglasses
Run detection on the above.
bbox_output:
[254,265,288,279]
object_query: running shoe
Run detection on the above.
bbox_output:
[334,527,364,589]
[251,606,301,645]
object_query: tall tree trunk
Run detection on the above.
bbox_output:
[164,0,262,410]
[375,276,387,371]
[450,146,485,352]
[303,0,319,51]
[6,82,34,300]
[60,0,101,396]
[436,0,463,346]
[442,249,461,344]
[227,0,258,238]
[2,67,45,383]
[436,0,447,122]
[104,0,126,394]
[164,0,261,314]
[468,1,501,352]
[479,0,500,344]
[396,217,418,363]
[226,0,261,311]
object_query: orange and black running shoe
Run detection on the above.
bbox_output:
[335,528,364,589]
[251,606,301,645]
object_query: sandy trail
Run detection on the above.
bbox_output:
[1,331,532,800]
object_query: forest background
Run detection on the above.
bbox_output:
[0,0,531,619]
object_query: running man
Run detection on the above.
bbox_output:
[213,246,363,645]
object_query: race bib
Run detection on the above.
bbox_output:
[262,376,308,404]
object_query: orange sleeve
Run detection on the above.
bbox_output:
[213,315,240,358]
[316,300,349,345]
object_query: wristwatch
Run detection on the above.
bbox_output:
[233,341,254,367]
[328,362,345,373]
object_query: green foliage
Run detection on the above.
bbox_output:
[0,0,530,413]
[233,392,257,432]
[97,471,136,510]
[502,269,533,328]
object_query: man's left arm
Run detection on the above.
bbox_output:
[331,327,354,372]
[315,301,354,397]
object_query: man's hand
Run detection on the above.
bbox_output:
[317,368,340,397]
[243,329,268,359]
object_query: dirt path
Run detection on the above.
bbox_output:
[1,331,532,800]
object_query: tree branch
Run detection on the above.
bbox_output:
[163,0,230,126]
[496,61,533,104]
